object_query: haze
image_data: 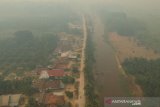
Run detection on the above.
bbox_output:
[0,0,160,107]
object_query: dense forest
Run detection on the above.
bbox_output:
[0,77,38,95]
[0,30,58,74]
[104,12,146,36]
[122,58,160,96]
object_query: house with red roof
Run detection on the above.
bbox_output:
[35,93,65,107]
[39,69,65,79]
[44,93,65,107]
[33,80,65,92]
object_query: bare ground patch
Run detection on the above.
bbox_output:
[109,32,160,63]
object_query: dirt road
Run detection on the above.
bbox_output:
[78,15,86,107]
[92,16,129,105]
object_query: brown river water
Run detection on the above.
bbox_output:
[92,16,130,106]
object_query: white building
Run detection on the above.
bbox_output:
[39,70,49,79]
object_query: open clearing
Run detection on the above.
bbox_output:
[109,32,160,63]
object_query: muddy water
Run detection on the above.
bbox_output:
[92,16,129,105]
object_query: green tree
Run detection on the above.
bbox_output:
[65,91,73,99]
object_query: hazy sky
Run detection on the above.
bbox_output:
[0,0,160,17]
[0,0,159,10]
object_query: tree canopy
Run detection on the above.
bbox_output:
[0,31,58,74]
[123,58,160,96]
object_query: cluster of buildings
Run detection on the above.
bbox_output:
[31,34,82,107]
[32,68,66,106]
[57,32,83,52]
[0,33,82,107]
[0,21,83,107]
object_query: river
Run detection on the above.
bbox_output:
[92,15,129,106]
